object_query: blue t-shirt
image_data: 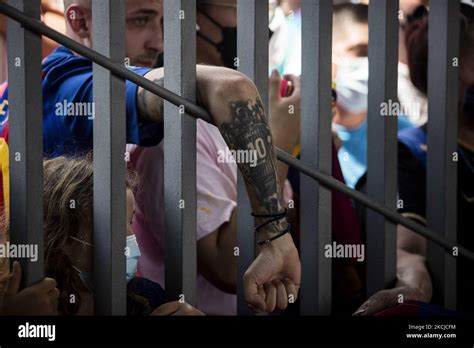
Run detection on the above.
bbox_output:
[335,116,413,188]
[0,46,162,157]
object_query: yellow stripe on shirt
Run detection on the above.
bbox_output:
[0,138,9,226]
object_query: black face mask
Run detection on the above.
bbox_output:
[464,85,474,119]
[154,52,164,68]
[197,11,237,69]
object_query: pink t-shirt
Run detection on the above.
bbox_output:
[127,119,292,315]
[127,120,237,315]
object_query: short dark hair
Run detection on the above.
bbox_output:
[333,3,368,35]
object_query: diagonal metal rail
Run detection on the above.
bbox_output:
[1,1,473,263]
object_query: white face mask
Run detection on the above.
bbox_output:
[126,234,141,282]
[335,57,369,113]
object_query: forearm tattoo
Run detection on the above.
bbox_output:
[219,97,287,236]
[137,77,165,123]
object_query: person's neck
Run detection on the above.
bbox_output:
[65,29,91,56]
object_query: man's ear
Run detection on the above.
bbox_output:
[65,5,90,39]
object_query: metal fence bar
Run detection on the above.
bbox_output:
[366,0,398,297]
[1,1,472,263]
[300,0,332,315]
[92,0,126,315]
[164,0,197,306]
[426,0,459,310]
[6,0,43,287]
[236,0,269,315]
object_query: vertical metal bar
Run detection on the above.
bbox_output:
[92,0,126,315]
[236,0,268,316]
[7,0,43,287]
[366,0,398,297]
[164,0,197,306]
[426,0,459,310]
[300,0,332,315]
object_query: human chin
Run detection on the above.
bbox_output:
[131,56,157,68]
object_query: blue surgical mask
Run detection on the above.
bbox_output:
[336,57,369,113]
[70,236,94,292]
[126,234,141,282]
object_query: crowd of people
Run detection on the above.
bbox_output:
[0,0,472,316]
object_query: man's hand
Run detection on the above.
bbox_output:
[268,69,301,153]
[354,242,432,316]
[244,233,301,312]
[138,65,303,313]
[268,70,301,185]
[197,67,302,312]
[0,261,59,315]
[150,300,205,316]
[353,285,428,316]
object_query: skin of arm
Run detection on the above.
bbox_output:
[203,68,300,312]
[395,225,432,301]
[137,65,301,311]
[196,69,301,295]
[268,69,301,187]
[0,261,59,315]
[138,65,286,226]
[136,67,165,123]
[197,209,237,294]
[353,224,432,316]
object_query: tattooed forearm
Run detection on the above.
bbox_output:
[137,77,165,123]
[219,97,288,236]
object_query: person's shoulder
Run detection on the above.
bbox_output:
[41,46,97,102]
[43,46,89,71]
